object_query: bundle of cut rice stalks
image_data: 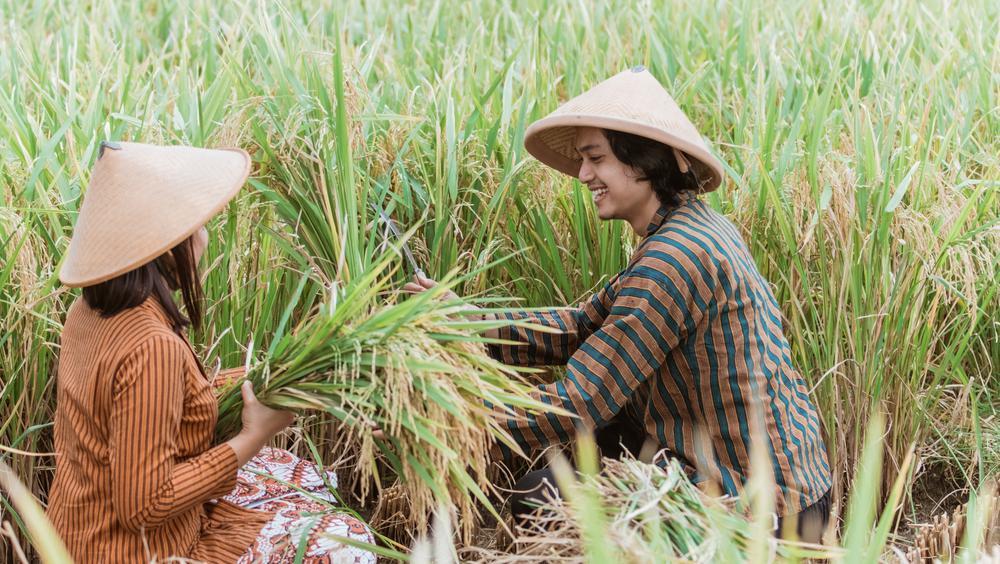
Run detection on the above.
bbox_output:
[215,256,561,541]
[463,455,828,563]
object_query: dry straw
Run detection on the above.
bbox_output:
[461,456,827,563]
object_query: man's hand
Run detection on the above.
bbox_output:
[402,274,490,319]
[402,274,459,301]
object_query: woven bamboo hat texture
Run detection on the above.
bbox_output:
[59,141,250,287]
[524,66,725,192]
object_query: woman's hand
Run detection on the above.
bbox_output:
[239,381,295,440]
[225,381,295,466]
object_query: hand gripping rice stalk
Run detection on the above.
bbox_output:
[215,257,561,541]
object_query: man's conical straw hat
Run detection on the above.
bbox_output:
[59,142,250,287]
[524,66,725,192]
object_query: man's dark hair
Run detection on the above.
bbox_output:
[603,129,701,208]
[82,236,203,334]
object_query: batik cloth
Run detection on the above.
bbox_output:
[224,447,376,564]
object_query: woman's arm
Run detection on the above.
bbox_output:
[211,366,246,395]
[224,381,295,467]
[109,335,240,533]
[210,367,295,466]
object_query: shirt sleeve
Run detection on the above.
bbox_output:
[486,308,587,366]
[212,366,247,396]
[485,279,617,366]
[109,335,239,534]
[496,252,713,456]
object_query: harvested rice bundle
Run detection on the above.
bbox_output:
[464,456,827,563]
[214,259,560,540]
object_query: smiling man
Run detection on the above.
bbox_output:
[404,67,833,542]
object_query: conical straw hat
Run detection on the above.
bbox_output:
[524,66,725,191]
[60,141,251,287]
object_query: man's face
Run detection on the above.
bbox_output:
[574,127,657,223]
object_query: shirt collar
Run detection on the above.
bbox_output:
[644,191,698,237]
[141,295,176,329]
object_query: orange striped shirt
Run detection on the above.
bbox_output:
[47,296,269,562]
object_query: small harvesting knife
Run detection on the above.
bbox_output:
[371,203,426,279]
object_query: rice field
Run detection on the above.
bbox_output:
[1,0,998,561]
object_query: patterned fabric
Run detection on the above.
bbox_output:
[227,447,376,564]
[488,194,832,515]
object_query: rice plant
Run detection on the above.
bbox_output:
[212,251,563,541]
[1,0,997,560]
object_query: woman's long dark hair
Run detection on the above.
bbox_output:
[603,129,701,208]
[82,236,203,334]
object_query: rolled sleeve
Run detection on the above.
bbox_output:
[498,257,710,455]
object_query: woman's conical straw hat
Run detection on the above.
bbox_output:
[524,66,725,192]
[59,142,251,288]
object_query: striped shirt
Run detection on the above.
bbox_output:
[47,296,269,562]
[489,194,832,515]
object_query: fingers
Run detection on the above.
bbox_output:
[366,421,386,440]
[402,275,438,294]
[401,282,425,294]
[240,380,256,404]
[367,421,385,439]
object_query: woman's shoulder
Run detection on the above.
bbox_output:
[64,296,189,363]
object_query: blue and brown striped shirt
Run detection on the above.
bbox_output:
[489,193,832,515]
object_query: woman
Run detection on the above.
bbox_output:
[48,142,375,562]
[405,67,833,542]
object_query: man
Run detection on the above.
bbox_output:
[405,66,832,542]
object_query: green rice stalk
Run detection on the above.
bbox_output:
[214,255,565,541]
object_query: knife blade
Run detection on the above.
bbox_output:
[371,203,425,278]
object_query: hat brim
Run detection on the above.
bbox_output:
[59,147,251,288]
[524,114,724,192]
